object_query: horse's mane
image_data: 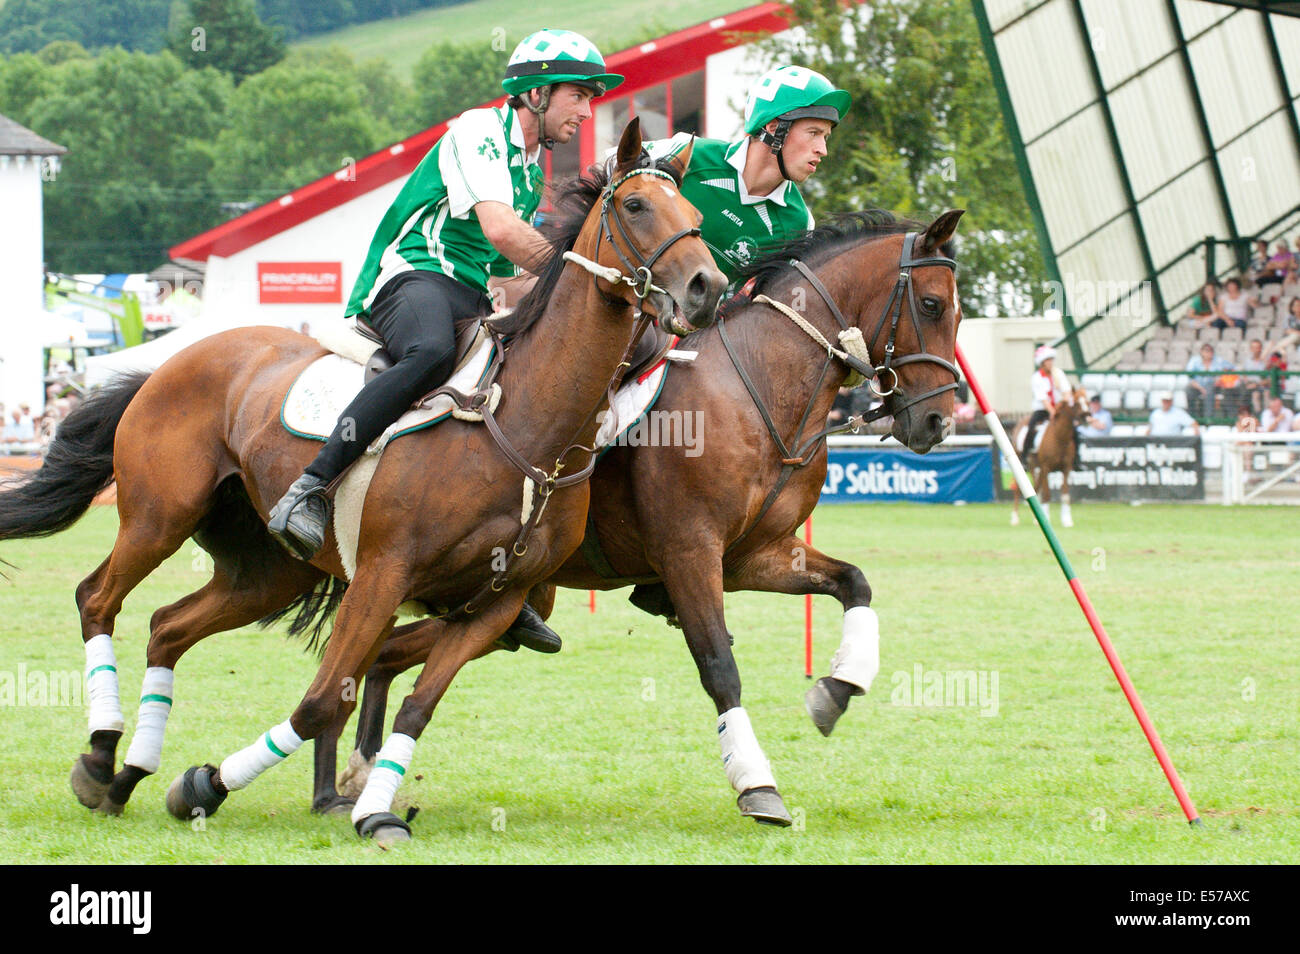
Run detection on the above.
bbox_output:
[723,209,957,316]
[490,153,685,338]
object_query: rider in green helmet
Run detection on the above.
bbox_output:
[268,29,622,654]
[630,65,851,283]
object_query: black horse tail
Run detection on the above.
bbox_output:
[0,370,151,540]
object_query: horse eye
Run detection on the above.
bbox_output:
[624,196,645,213]
[921,297,941,315]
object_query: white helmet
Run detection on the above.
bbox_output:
[1034,345,1057,367]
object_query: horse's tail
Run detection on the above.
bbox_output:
[0,370,151,540]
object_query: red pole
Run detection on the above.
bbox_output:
[955,343,1200,825]
[804,517,813,678]
[589,590,596,614]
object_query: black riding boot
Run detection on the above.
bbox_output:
[496,603,562,654]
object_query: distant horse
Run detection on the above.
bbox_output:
[1011,387,1089,527]
[0,119,725,843]
[317,210,967,826]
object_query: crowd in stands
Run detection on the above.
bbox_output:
[1092,234,1300,427]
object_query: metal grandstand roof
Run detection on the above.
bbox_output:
[972,0,1300,368]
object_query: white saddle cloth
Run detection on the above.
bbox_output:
[282,334,496,453]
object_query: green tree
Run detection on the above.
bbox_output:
[17,50,233,272]
[410,40,504,127]
[210,55,389,207]
[756,0,1049,316]
[168,0,285,84]
[0,1,172,54]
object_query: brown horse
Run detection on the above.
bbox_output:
[1011,387,1089,527]
[0,119,725,842]
[317,209,967,826]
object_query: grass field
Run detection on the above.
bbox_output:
[294,0,753,76]
[0,501,1296,864]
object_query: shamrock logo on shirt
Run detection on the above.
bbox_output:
[477,137,501,159]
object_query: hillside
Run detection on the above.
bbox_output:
[294,0,755,76]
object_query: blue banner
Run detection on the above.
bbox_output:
[820,446,994,503]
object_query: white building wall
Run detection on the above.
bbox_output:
[957,316,1067,416]
[0,154,50,412]
[202,177,405,329]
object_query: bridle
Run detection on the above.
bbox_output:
[720,231,961,555]
[596,166,702,306]
[807,231,961,420]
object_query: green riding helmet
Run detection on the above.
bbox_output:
[502,29,625,98]
[743,65,851,165]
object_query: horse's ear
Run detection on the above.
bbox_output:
[918,209,964,254]
[662,136,694,184]
[614,117,643,175]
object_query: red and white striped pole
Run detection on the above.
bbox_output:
[956,344,1201,826]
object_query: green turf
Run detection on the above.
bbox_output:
[0,501,1296,863]
[293,0,754,76]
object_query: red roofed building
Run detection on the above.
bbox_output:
[170,3,794,330]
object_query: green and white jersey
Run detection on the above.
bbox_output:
[642,133,815,283]
[345,105,543,317]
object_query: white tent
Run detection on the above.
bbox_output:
[84,314,282,388]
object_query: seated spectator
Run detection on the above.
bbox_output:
[1260,395,1294,433]
[1267,296,1300,360]
[1257,241,1296,303]
[1079,394,1112,437]
[2,406,35,445]
[1234,405,1258,432]
[1240,337,1270,413]
[1148,393,1199,436]
[1184,282,1219,326]
[1185,342,1234,418]
[1215,278,1250,330]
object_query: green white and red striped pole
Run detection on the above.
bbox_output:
[955,344,1201,826]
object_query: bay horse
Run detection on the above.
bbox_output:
[317,209,967,826]
[1011,388,1089,527]
[0,119,725,843]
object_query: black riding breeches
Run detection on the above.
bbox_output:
[1022,409,1050,456]
[305,270,490,482]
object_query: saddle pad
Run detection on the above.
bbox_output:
[594,360,669,452]
[281,333,497,453]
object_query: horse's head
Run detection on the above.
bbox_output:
[578,118,726,335]
[861,210,964,453]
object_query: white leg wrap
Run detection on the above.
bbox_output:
[84,634,124,734]
[830,605,880,695]
[124,667,174,774]
[352,733,416,823]
[218,719,303,791]
[717,708,776,794]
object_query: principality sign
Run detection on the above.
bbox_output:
[257,262,342,304]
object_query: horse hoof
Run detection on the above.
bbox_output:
[737,787,792,827]
[94,796,126,817]
[1010,512,1020,526]
[337,750,374,800]
[70,755,111,810]
[312,795,357,816]
[804,677,847,737]
[356,811,411,847]
[1061,514,1074,528]
[165,764,227,821]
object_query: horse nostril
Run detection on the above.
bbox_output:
[687,271,708,305]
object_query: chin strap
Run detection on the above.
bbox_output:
[755,119,795,181]
[523,86,555,151]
